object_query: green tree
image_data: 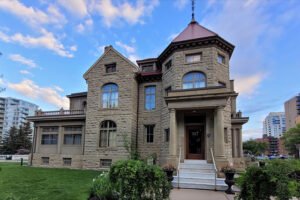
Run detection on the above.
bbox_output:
[283,124,300,158]
[243,140,268,155]
[1,123,33,154]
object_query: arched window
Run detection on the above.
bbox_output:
[99,120,117,147]
[102,83,118,108]
[182,72,206,89]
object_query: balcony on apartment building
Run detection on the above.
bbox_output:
[27,108,86,122]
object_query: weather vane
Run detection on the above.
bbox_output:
[191,0,195,22]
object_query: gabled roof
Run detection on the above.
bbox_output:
[172,21,217,43]
[83,45,139,80]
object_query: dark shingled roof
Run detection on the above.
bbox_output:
[172,21,217,43]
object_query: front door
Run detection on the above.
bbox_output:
[186,126,205,159]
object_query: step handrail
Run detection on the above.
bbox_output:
[177,147,181,189]
[210,148,217,191]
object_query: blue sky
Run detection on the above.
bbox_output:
[0,0,300,140]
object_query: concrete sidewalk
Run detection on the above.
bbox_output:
[170,189,236,200]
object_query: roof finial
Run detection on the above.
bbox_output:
[191,0,195,23]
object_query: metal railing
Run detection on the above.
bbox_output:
[210,148,217,191]
[177,147,181,189]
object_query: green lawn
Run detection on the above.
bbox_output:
[0,163,100,200]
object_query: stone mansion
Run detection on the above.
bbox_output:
[28,19,248,172]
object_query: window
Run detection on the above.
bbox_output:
[145,125,155,143]
[63,158,72,166]
[102,83,118,108]
[42,127,58,132]
[186,53,201,63]
[41,134,58,144]
[142,64,154,72]
[99,120,117,147]
[165,128,170,142]
[217,54,225,64]
[105,63,116,73]
[64,134,81,145]
[182,72,206,89]
[165,60,172,70]
[64,126,82,132]
[145,86,156,110]
[41,157,49,165]
[100,159,112,168]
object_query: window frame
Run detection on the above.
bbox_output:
[217,54,225,64]
[145,124,155,143]
[105,63,116,73]
[145,86,156,111]
[41,157,49,165]
[102,83,119,109]
[165,59,172,71]
[185,53,202,63]
[63,158,72,166]
[41,134,58,145]
[63,134,82,145]
[165,128,170,142]
[99,120,117,147]
[182,72,206,89]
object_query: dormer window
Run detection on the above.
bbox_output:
[186,53,201,63]
[217,54,225,64]
[105,63,116,73]
[142,64,154,72]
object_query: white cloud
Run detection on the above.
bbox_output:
[7,79,69,109]
[19,70,32,75]
[92,0,159,27]
[53,85,64,92]
[115,41,140,63]
[235,73,265,97]
[0,0,66,27]
[70,45,77,51]
[58,0,88,18]
[9,54,37,68]
[76,18,93,33]
[243,128,263,141]
[167,32,179,41]
[115,41,135,54]
[0,29,73,58]
[174,0,189,9]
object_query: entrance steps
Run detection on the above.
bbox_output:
[172,160,227,191]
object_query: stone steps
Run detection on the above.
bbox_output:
[172,159,227,191]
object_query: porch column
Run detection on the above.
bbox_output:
[231,128,238,158]
[169,108,177,156]
[237,128,243,157]
[214,106,226,159]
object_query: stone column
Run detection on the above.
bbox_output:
[57,126,63,154]
[214,106,226,159]
[169,109,177,157]
[231,128,237,158]
[237,128,243,158]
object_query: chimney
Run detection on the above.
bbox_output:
[104,45,112,52]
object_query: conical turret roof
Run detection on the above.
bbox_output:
[172,21,217,43]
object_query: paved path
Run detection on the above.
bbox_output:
[170,189,236,200]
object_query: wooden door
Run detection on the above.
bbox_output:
[186,126,205,159]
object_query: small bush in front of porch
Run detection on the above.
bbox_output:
[90,160,171,200]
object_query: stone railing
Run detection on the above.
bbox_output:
[35,109,85,116]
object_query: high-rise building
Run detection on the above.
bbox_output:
[284,94,300,130]
[263,112,286,138]
[0,97,5,142]
[1,97,38,141]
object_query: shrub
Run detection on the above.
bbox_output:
[236,166,273,200]
[90,172,117,200]
[109,160,171,200]
[236,160,300,200]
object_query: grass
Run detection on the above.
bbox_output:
[0,163,100,200]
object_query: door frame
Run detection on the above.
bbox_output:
[185,125,205,160]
